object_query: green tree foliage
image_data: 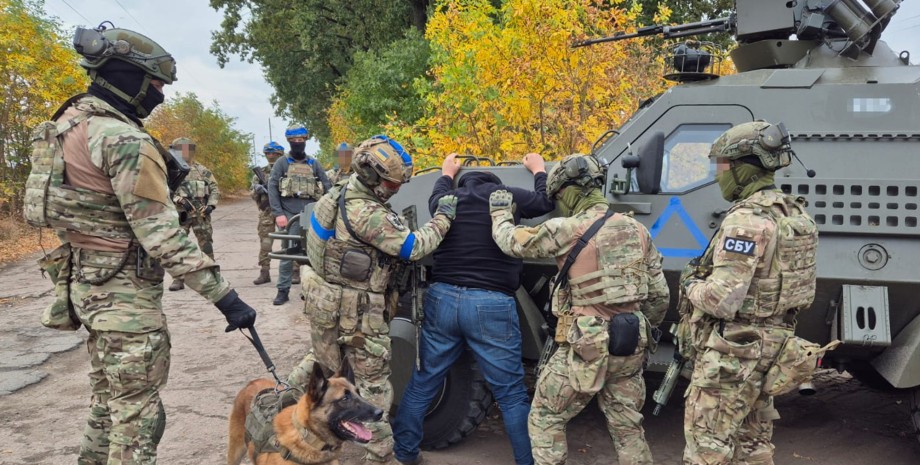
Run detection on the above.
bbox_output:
[327,30,430,152]
[0,0,88,216]
[209,0,426,147]
[145,93,253,191]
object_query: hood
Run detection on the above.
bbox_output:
[458,171,503,188]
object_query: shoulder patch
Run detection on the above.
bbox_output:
[386,212,407,231]
[133,143,169,205]
[722,237,756,256]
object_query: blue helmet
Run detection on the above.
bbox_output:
[285,124,308,139]
[263,141,285,154]
[337,142,353,152]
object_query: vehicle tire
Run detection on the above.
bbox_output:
[846,364,896,391]
[389,317,494,450]
[910,386,920,445]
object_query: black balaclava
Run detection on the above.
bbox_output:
[289,141,307,160]
[458,171,502,188]
[87,60,164,122]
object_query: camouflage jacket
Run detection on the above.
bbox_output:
[333,176,453,263]
[174,161,219,212]
[328,167,351,185]
[491,202,669,325]
[685,189,815,323]
[251,165,272,211]
[55,94,230,303]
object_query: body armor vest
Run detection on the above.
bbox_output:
[307,183,394,293]
[560,211,650,316]
[734,191,818,319]
[24,97,133,240]
[280,158,323,199]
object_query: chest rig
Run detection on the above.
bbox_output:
[307,183,396,293]
[280,158,323,199]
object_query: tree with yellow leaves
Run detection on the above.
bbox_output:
[386,0,671,170]
[0,0,88,215]
[145,92,253,191]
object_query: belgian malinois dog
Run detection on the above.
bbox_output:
[227,360,383,465]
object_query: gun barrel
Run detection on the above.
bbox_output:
[573,15,734,48]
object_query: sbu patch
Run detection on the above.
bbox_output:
[722,237,756,256]
[386,212,406,231]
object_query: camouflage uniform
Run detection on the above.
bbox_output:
[288,172,455,463]
[491,195,669,465]
[328,167,351,185]
[41,95,231,465]
[681,122,818,465]
[251,165,275,270]
[173,162,219,259]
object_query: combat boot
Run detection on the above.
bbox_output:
[273,288,290,305]
[291,267,301,285]
[168,279,185,291]
[253,267,271,285]
[397,456,424,465]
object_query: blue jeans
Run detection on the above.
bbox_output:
[277,212,301,290]
[393,282,534,465]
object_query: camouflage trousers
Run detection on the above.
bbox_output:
[289,266,394,463]
[181,216,214,259]
[682,322,788,465]
[79,329,170,465]
[529,315,652,465]
[256,208,275,268]
[69,248,171,464]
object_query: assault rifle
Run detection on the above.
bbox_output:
[572,14,735,48]
[652,324,685,416]
[252,167,271,210]
[400,205,425,370]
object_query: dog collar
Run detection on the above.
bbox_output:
[290,408,340,453]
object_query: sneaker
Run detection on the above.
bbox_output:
[273,288,290,306]
[397,455,424,465]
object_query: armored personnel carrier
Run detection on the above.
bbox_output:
[276,0,920,449]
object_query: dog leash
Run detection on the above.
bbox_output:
[239,326,291,392]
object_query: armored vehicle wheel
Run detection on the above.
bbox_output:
[846,364,896,391]
[389,317,495,450]
[911,387,920,445]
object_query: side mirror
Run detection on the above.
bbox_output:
[635,132,664,194]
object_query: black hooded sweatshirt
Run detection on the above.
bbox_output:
[428,171,555,295]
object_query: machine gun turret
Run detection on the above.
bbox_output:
[572,15,735,48]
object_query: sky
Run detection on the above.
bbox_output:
[42,0,920,164]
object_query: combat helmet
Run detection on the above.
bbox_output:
[285,124,309,139]
[546,154,605,197]
[337,142,354,152]
[709,121,793,171]
[170,137,195,149]
[263,141,285,154]
[74,23,176,117]
[351,135,413,187]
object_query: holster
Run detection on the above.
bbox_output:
[37,243,81,331]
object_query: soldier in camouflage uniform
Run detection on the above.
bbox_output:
[251,141,285,285]
[267,124,331,305]
[489,154,670,465]
[680,121,818,465]
[168,137,220,291]
[328,141,353,184]
[23,24,257,465]
[287,135,458,463]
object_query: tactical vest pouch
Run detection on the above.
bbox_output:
[608,312,641,356]
[762,337,839,396]
[24,121,63,227]
[37,243,81,331]
[280,163,317,199]
[190,180,208,199]
[245,388,301,455]
[304,267,342,331]
[341,249,373,282]
[567,315,608,394]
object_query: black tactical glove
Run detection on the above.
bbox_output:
[205,205,215,216]
[215,289,257,332]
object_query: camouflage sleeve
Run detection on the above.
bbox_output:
[686,210,773,320]
[640,227,670,326]
[490,206,577,259]
[348,199,452,261]
[103,133,230,302]
[205,166,220,207]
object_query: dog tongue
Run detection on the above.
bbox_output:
[346,421,372,442]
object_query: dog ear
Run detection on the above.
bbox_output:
[307,362,329,405]
[336,357,356,385]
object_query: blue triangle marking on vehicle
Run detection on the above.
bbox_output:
[649,196,708,258]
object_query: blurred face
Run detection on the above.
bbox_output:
[337,150,353,170]
[715,157,730,175]
[178,143,195,162]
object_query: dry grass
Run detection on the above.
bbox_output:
[0,217,59,264]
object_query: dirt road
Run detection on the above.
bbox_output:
[1,199,918,464]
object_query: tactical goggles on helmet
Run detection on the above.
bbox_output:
[74,23,177,84]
